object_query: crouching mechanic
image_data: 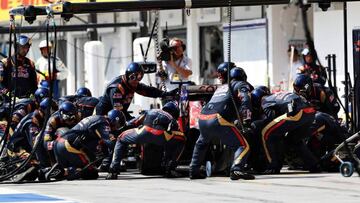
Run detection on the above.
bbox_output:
[107,101,185,179]
[189,70,254,180]
[9,87,49,134]
[39,101,79,168]
[309,112,347,171]
[49,109,126,180]
[260,90,319,174]
[8,98,55,157]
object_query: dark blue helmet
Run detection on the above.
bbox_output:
[230,67,247,81]
[251,86,271,108]
[39,98,51,112]
[59,101,77,121]
[293,74,313,99]
[76,87,92,97]
[17,35,32,47]
[162,101,180,119]
[125,62,144,81]
[34,87,49,103]
[107,109,126,129]
[217,62,236,84]
[39,80,50,90]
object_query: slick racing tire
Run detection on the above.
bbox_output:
[138,144,164,175]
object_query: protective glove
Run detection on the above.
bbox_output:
[162,88,179,100]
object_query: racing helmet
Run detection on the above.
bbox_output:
[125,62,144,81]
[162,101,180,119]
[107,109,126,129]
[17,35,32,47]
[251,86,271,108]
[230,67,247,81]
[34,87,50,103]
[293,74,313,99]
[59,101,77,121]
[217,62,236,84]
[76,87,92,97]
[39,98,50,112]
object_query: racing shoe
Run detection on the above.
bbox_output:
[106,167,119,180]
[106,172,118,180]
[165,170,183,178]
[98,164,109,172]
[189,170,207,180]
[45,163,64,180]
[230,170,255,180]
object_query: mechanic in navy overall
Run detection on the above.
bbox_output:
[189,65,255,180]
[107,101,185,179]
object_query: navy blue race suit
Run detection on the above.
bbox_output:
[0,56,38,98]
[53,115,113,179]
[309,112,346,171]
[7,109,45,156]
[9,98,38,135]
[109,109,185,174]
[190,81,252,175]
[260,92,318,173]
[309,83,340,118]
[39,111,79,167]
[298,63,327,86]
[96,75,166,120]
[59,95,99,119]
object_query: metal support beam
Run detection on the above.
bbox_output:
[10,0,356,21]
[0,22,137,34]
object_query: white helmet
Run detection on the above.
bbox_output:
[39,40,52,49]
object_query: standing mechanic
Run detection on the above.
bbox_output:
[189,66,254,180]
[0,35,38,98]
[96,62,177,120]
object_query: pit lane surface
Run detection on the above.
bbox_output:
[0,170,359,203]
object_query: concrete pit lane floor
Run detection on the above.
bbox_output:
[0,169,359,203]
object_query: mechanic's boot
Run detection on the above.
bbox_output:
[98,163,110,172]
[165,169,183,178]
[66,168,82,181]
[230,170,255,180]
[106,172,118,180]
[189,169,206,180]
[106,167,119,180]
[45,163,64,180]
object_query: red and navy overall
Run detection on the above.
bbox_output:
[109,109,185,173]
[308,112,345,167]
[53,115,112,174]
[95,75,165,120]
[0,56,38,98]
[309,83,340,119]
[8,109,45,155]
[190,81,252,174]
[261,92,317,172]
[10,98,38,135]
[38,111,79,167]
[298,62,327,86]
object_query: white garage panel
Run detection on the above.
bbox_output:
[223,19,268,86]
